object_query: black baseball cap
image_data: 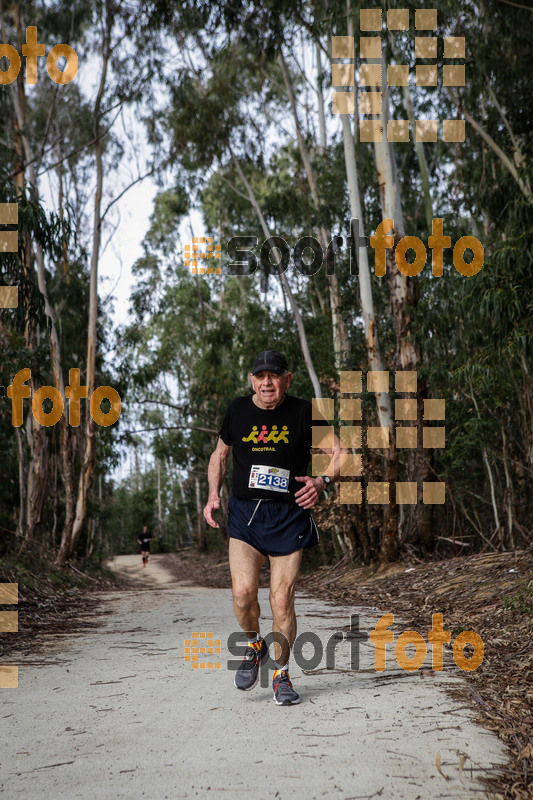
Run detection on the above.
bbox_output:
[251,350,289,375]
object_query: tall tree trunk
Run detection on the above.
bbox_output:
[6,6,79,557]
[340,108,398,562]
[157,461,163,537]
[315,41,327,154]
[501,421,515,549]
[14,428,26,538]
[4,6,49,546]
[195,475,206,551]
[178,477,193,547]
[24,404,48,546]
[520,354,533,470]
[59,1,112,564]
[370,53,434,551]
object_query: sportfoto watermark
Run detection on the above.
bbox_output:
[187,218,484,278]
[0,26,78,85]
[186,613,484,685]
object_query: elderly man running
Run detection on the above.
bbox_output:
[203,350,338,706]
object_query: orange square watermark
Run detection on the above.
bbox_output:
[339,482,362,504]
[332,36,354,58]
[360,37,381,59]
[340,371,362,393]
[312,398,334,420]
[395,399,417,421]
[424,399,445,420]
[415,9,437,30]
[396,426,418,449]
[312,425,334,449]
[415,37,437,59]
[396,482,418,504]
[340,453,362,477]
[332,64,354,86]
[340,399,362,421]
[360,9,382,30]
[443,36,465,58]
[395,371,417,392]
[360,64,382,86]
[423,482,446,504]
[388,120,410,142]
[416,65,437,87]
[360,91,382,115]
[340,426,362,449]
[360,119,382,141]
[367,371,389,393]
[423,427,446,448]
[443,65,465,87]
[0,666,18,688]
[367,482,389,504]
[312,454,335,477]
[387,9,409,30]
[443,120,465,142]
[367,427,390,448]
[388,65,409,87]
[416,120,438,142]
[0,583,17,603]
[332,92,354,115]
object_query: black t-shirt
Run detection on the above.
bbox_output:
[219,393,325,503]
[140,530,152,545]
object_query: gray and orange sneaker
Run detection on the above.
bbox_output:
[234,639,269,691]
[272,669,300,705]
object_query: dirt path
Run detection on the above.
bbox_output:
[105,553,183,586]
[1,554,508,799]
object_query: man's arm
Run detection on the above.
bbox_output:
[203,437,232,528]
[294,432,341,509]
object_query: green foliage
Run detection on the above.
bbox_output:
[503,583,533,617]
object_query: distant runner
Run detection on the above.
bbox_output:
[203,350,339,705]
[137,525,152,567]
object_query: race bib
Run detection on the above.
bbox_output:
[248,464,290,493]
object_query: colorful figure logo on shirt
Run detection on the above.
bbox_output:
[242,424,290,444]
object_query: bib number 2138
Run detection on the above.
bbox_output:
[248,464,290,493]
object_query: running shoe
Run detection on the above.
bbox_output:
[234,639,269,691]
[272,670,300,705]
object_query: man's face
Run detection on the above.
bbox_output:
[250,370,292,409]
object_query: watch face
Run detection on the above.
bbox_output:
[322,476,331,485]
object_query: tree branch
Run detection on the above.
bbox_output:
[125,425,219,435]
[447,88,532,202]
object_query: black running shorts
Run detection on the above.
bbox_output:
[140,541,151,551]
[227,496,319,557]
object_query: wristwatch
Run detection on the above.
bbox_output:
[319,475,331,493]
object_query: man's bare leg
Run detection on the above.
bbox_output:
[229,538,266,639]
[268,548,303,666]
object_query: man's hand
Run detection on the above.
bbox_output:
[203,497,221,528]
[294,476,324,509]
